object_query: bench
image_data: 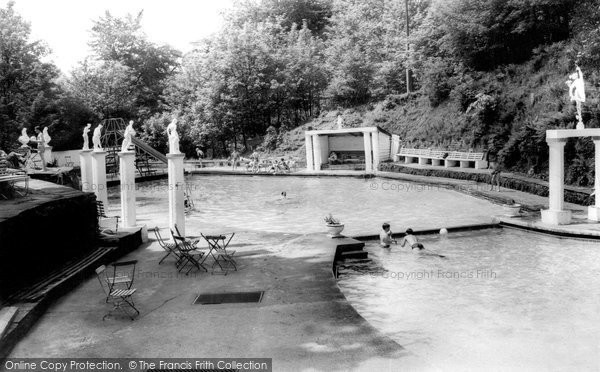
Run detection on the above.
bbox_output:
[0,161,29,199]
[328,151,365,165]
[445,151,487,169]
[395,147,488,169]
[396,148,436,164]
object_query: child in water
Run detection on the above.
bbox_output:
[400,228,446,258]
[399,228,423,250]
[379,223,396,248]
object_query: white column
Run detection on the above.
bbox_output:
[118,151,136,228]
[363,132,373,172]
[80,150,93,192]
[167,153,186,236]
[541,138,571,225]
[313,135,322,171]
[371,130,380,171]
[391,135,400,161]
[589,137,600,221]
[91,151,108,208]
[305,134,314,171]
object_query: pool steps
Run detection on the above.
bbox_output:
[333,237,368,261]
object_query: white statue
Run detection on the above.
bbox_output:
[567,66,586,130]
[337,115,344,130]
[18,128,30,147]
[92,124,103,151]
[121,120,136,152]
[166,118,181,154]
[82,124,91,150]
[43,127,51,146]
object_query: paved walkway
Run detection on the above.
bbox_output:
[9,231,425,371]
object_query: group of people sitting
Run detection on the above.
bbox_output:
[379,223,445,257]
[0,149,26,170]
[245,152,296,174]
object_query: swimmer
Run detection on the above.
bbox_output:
[400,228,445,257]
[379,223,396,248]
[281,191,287,199]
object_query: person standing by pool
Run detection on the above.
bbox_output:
[380,223,396,248]
[230,150,240,170]
[490,162,503,192]
[34,126,46,171]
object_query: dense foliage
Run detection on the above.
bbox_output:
[1,0,600,184]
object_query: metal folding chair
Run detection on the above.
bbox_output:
[174,224,199,248]
[152,227,181,265]
[171,231,207,275]
[201,233,237,274]
[97,200,119,234]
[95,262,139,320]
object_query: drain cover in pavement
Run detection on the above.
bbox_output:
[193,291,264,305]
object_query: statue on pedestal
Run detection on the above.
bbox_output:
[18,128,30,147]
[337,115,344,130]
[82,124,91,150]
[166,118,181,154]
[121,120,136,152]
[567,66,586,130]
[93,124,103,151]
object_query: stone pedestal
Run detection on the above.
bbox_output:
[44,146,53,165]
[91,151,108,208]
[79,150,93,192]
[541,138,571,225]
[588,137,600,221]
[118,151,136,228]
[541,209,572,225]
[167,153,185,237]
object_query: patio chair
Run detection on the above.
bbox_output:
[201,232,237,274]
[95,263,139,320]
[97,200,119,234]
[174,224,199,248]
[152,227,181,265]
[171,232,207,275]
[64,155,74,167]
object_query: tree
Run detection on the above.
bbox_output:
[0,1,61,150]
[419,0,574,71]
[67,59,137,119]
[86,11,181,120]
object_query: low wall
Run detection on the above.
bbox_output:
[0,182,98,301]
[379,163,590,206]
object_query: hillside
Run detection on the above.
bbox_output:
[270,40,599,185]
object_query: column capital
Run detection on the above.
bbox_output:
[592,136,600,143]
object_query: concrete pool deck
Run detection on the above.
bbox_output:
[8,231,426,371]
[8,169,600,370]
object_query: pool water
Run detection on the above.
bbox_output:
[110,175,506,235]
[337,229,600,370]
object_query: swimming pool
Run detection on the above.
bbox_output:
[337,229,600,370]
[109,175,506,235]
